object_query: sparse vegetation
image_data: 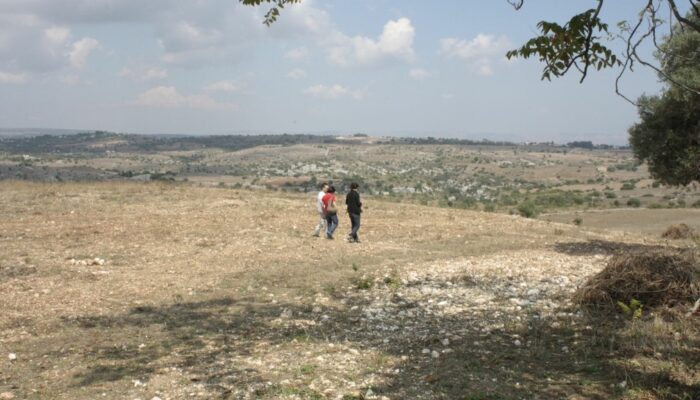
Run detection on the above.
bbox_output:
[1,135,699,399]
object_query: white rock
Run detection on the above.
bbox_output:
[441,338,450,346]
[513,340,522,346]
[7,353,16,361]
[431,350,440,358]
[421,348,430,354]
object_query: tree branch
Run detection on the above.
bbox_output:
[668,0,700,32]
[578,0,605,83]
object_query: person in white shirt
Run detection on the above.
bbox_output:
[312,182,329,237]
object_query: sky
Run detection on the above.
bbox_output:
[0,0,686,145]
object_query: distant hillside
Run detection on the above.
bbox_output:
[0,131,343,154]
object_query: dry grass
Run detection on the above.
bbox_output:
[1,181,699,399]
[575,249,700,308]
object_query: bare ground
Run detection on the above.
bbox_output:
[0,181,698,400]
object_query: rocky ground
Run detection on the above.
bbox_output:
[0,181,698,399]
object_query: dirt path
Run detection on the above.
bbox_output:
[0,182,697,399]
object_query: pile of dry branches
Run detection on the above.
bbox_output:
[575,249,699,308]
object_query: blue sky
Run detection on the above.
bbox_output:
[0,1,684,144]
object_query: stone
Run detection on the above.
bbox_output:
[7,353,16,361]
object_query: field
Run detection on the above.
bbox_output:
[1,180,699,400]
[1,133,699,399]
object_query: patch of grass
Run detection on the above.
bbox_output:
[298,364,317,375]
[270,385,324,400]
[383,270,402,289]
[355,277,373,290]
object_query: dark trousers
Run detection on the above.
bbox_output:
[349,213,361,240]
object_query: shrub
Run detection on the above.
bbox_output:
[621,182,636,190]
[573,217,583,226]
[517,201,539,218]
[604,191,617,199]
[627,198,641,207]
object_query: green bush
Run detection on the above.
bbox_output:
[620,182,636,190]
[627,198,641,207]
[604,191,617,199]
[517,201,539,218]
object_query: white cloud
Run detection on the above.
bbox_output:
[304,84,365,100]
[203,80,240,92]
[284,47,308,61]
[0,1,265,68]
[68,37,99,68]
[286,68,306,79]
[0,70,27,84]
[119,66,168,81]
[326,18,415,67]
[439,34,511,76]
[0,1,413,71]
[132,86,233,109]
[0,15,70,72]
[409,68,431,80]
[44,26,70,44]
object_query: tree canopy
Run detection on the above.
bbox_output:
[628,13,700,186]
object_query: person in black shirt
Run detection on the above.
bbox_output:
[345,182,362,243]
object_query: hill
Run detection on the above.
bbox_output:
[1,181,698,399]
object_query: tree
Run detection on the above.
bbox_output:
[506,1,700,102]
[628,13,700,186]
